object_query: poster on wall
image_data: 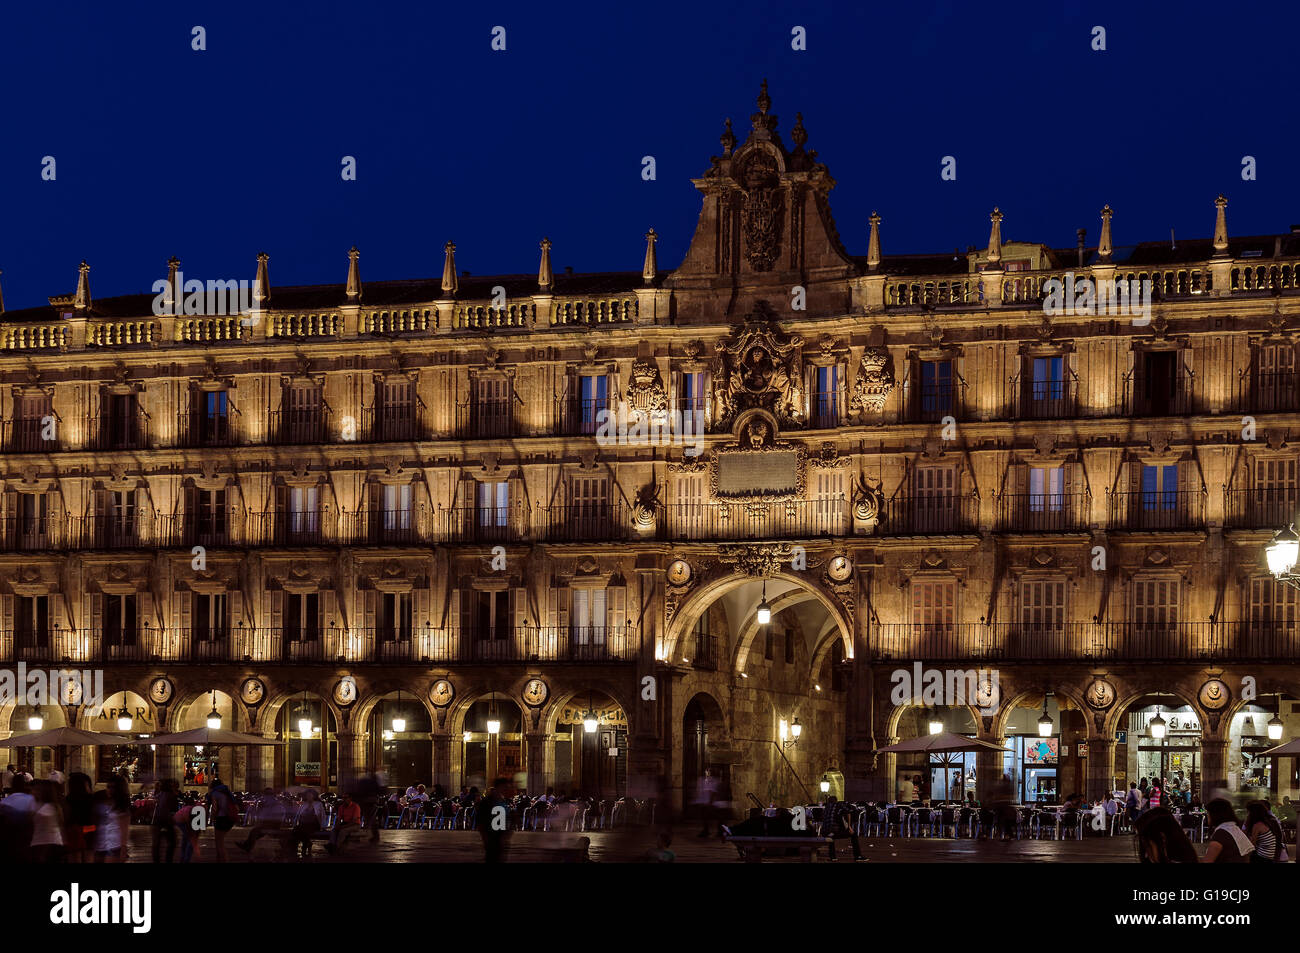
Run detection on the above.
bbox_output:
[295,762,322,785]
[1024,738,1059,765]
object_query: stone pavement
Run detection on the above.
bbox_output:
[120,825,1151,863]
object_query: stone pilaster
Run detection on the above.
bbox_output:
[1085,737,1116,801]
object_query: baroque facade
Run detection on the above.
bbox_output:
[1,83,1298,810]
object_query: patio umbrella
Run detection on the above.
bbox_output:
[145,727,284,746]
[1260,738,1300,757]
[875,731,1010,754]
[3,726,137,747]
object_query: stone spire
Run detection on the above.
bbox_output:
[74,260,91,311]
[163,256,180,312]
[538,237,553,292]
[750,78,777,137]
[1213,194,1229,255]
[1098,206,1113,262]
[253,252,270,308]
[719,118,736,157]
[986,209,1003,266]
[346,246,361,302]
[642,228,658,285]
[440,241,457,296]
[867,211,882,270]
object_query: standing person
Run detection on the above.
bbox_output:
[93,776,130,863]
[1124,782,1140,825]
[0,775,36,862]
[990,772,1015,841]
[64,772,96,863]
[1244,800,1287,863]
[1148,780,1163,810]
[206,779,239,863]
[693,770,720,838]
[1202,798,1253,863]
[477,777,514,863]
[151,779,179,863]
[30,780,66,863]
[2,764,14,793]
[175,800,203,863]
[287,789,324,860]
[897,774,915,805]
[819,795,864,862]
[355,771,383,843]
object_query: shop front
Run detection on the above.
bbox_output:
[552,694,627,799]
[1121,701,1200,804]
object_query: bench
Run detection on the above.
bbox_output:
[723,833,834,863]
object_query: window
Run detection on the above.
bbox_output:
[285,592,320,642]
[1133,578,1178,630]
[289,486,319,534]
[1021,578,1065,630]
[382,483,413,531]
[912,580,956,628]
[104,594,138,647]
[814,365,840,428]
[578,374,608,434]
[475,378,511,437]
[570,476,609,536]
[193,592,228,641]
[472,589,511,640]
[914,466,957,531]
[1140,465,1178,511]
[103,392,140,448]
[15,595,49,647]
[1248,576,1298,632]
[18,493,48,544]
[919,360,954,417]
[1031,356,1065,404]
[680,372,706,413]
[379,380,414,439]
[13,394,52,451]
[1029,467,1065,512]
[109,490,136,544]
[195,489,227,541]
[285,385,322,442]
[477,481,508,528]
[199,390,229,444]
[784,627,795,665]
[571,588,607,645]
[378,591,413,642]
[1255,344,1296,412]
[1139,351,1178,415]
[691,615,713,668]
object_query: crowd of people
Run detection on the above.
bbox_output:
[1135,798,1290,863]
[0,766,132,863]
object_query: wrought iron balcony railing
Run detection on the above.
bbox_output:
[995,492,1090,533]
[1224,486,1300,529]
[1107,489,1206,531]
[878,493,979,535]
[657,498,851,541]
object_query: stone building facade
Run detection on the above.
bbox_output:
[0,83,1297,811]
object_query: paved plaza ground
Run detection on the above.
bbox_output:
[117,825,1156,863]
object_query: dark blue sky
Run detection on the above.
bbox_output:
[2,1,1296,309]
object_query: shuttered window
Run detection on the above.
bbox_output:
[912,580,956,627]
[1248,576,1299,631]
[1021,577,1066,629]
[1133,578,1179,629]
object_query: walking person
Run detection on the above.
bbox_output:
[151,779,179,863]
[93,776,130,863]
[477,777,514,863]
[237,788,284,854]
[693,770,720,838]
[355,771,383,843]
[287,789,324,860]
[175,800,203,863]
[206,779,239,863]
[1202,798,1253,863]
[30,780,65,863]
[64,772,96,863]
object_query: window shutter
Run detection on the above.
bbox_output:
[558,587,570,632]
[1063,463,1074,523]
[513,587,528,630]
[363,589,376,637]
[269,590,283,643]
[93,487,108,520]
[415,586,431,633]
[836,362,847,424]
[1,593,12,638]
[322,588,337,629]
[456,588,470,633]
[138,591,154,649]
[90,592,103,639]
[609,585,627,636]
[803,365,814,419]
[3,489,16,522]
[176,591,191,655]
[229,589,243,629]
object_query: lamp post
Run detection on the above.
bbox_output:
[1037,694,1054,738]
[116,691,133,732]
[755,580,771,625]
[928,716,944,735]
[206,691,221,730]
[391,689,406,734]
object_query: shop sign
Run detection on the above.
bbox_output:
[295,761,321,784]
[557,705,626,727]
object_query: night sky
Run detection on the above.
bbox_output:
[2,0,1296,309]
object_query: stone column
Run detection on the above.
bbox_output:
[1085,738,1116,801]
[431,731,452,792]
[334,730,366,791]
[975,738,1004,800]
[1201,738,1229,794]
[246,741,275,792]
[525,732,547,794]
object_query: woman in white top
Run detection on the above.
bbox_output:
[30,780,65,862]
[93,776,131,863]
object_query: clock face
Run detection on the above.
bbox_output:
[827,555,852,582]
[240,678,265,706]
[522,678,549,707]
[333,676,358,707]
[149,677,174,705]
[1199,679,1230,711]
[1086,679,1116,710]
[430,679,454,708]
[666,559,691,586]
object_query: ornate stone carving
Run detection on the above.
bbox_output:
[851,474,884,523]
[717,543,797,577]
[809,442,850,469]
[712,312,804,430]
[631,483,659,529]
[738,149,782,271]
[850,347,894,415]
[626,359,668,419]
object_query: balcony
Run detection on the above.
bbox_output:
[360,407,428,443]
[658,499,851,541]
[871,621,1282,662]
[879,493,978,535]
[533,504,621,542]
[1007,375,1077,420]
[342,509,425,546]
[1238,369,1300,414]
[454,397,516,438]
[1225,487,1300,529]
[995,492,1089,533]
[555,397,613,436]
[686,633,718,670]
[1107,490,1205,531]
[2,417,59,452]
[0,516,67,552]
[906,381,965,423]
[246,511,339,547]
[85,412,150,451]
[68,516,152,550]
[811,395,842,430]
[433,506,526,543]
[175,411,237,448]
[267,409,331,445]
[1127,367,1196,416]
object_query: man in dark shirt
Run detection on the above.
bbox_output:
[820,796,864,861]
[477,777,515,863]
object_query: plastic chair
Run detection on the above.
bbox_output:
[885,805,907,837]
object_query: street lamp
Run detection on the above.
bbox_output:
[486,695,500,735]
[1148,709,1167,740]
[27,712,43,731]
[928,716,944,735]
[391,689,406,734]
[790,717,802,742]
[1037,694,1053,737]
[116,691,133,732]
[296,690,310,737]
[583,693,599,733]
[1268,713,1285,741]
[206,691,221,730]
[819,775,831,795]
[1267,524,1300,580]
[755,580,771,625]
